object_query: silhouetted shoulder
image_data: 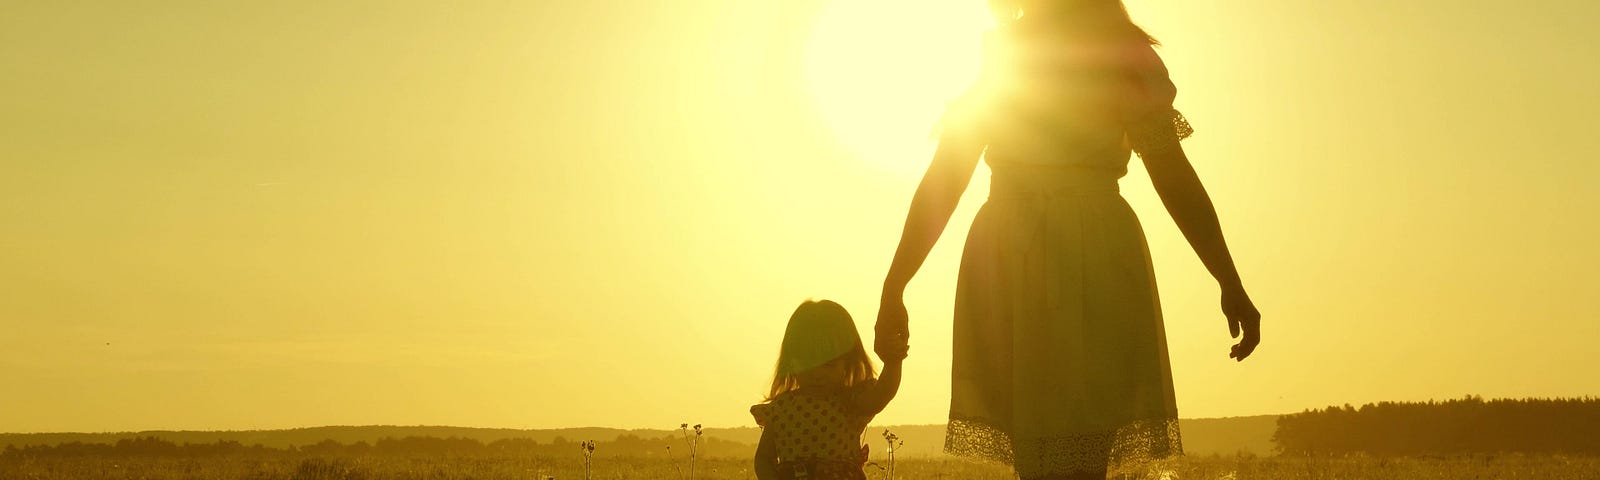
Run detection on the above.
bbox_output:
[844,378,882,417]
[1122,43,1178,120]
[1121,43,1193,157]
[750,402,774,428]
[937,31,1007,141]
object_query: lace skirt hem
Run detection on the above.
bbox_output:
[944,415,1183,478]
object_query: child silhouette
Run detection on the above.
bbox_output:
[752,299,908,480]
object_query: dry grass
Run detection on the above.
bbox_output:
[2,453,1597,479]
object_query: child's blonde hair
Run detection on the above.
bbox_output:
[766,299,878,401]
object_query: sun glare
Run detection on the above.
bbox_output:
[805,0,994,175]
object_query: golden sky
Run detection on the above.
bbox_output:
[3,0,1597,433]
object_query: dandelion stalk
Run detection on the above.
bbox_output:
[881,429,903,480]
[580,440,596,480]
[679,423,703,480]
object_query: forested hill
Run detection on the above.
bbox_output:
[1274,396,1600,456]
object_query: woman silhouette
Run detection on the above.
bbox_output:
[874,1,1261,478]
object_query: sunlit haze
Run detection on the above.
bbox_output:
[2,0,1597,433]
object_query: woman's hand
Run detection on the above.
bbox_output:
[1222,284,1260,361]
[875,292,910,360]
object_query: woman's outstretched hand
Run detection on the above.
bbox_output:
[1222,284,1260,361]
[875,293,910,360]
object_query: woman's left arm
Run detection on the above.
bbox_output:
[1138,139,1261,361]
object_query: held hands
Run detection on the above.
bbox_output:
[875,293,910,362]
[1222,284,1261,361]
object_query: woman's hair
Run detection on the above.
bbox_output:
[986,0,1159,46]
[765,299,877,401]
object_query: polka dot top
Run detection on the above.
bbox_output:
[750,381,878,462]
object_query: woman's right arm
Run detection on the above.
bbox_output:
[876,131,986,352]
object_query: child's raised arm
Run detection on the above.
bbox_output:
[855,342,908,416]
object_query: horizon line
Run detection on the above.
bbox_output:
[0,413,1292,436]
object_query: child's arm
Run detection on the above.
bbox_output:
[856,346,907,415]
[754,427,779,480]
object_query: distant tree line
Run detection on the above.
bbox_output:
[1273,395,1600,456]
[2,434,755,459]
[3,438,279,458]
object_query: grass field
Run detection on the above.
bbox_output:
[3,454,1598,480]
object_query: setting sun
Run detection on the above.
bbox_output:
[804,0,994,175]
